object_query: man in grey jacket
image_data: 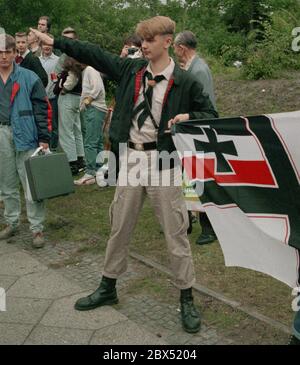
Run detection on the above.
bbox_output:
[174,30,217,245]
[174,30,216,109]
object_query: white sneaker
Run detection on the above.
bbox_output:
[74,174,96,186]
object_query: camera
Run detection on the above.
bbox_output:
[127,47,139,56]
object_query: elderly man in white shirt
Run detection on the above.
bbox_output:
[74,64,107,185]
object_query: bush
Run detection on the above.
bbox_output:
[220,44,247,66]
[244,49,279,79]
[243,10,300,79]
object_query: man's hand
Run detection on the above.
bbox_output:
[120,45,129,58]
[29,29,54,46]
[39,142,49,151]
[83,96,93,106]
[168,113,190,129]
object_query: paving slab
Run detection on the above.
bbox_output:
[0,323,34,345]
[24,325,93,345]
[7,270,83,299]
[90,319,167,345]
[0,252,47,276]
[0,243,20,256]
[0,297,51,325]
[41,293,127,330]
[0,275,19,291]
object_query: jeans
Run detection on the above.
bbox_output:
[0,125,45,233]
[58,93,84,162]
[80,106,105,176]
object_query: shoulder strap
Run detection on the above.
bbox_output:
[143,76,175,130]
[134,66,147,104]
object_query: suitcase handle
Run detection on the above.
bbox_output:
[31,147,51,157]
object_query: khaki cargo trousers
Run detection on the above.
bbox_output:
[103,149,196,289]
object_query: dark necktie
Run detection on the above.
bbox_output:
[15,55,23,64]
[133,71,165,130]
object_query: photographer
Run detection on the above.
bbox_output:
[120,34,142,59]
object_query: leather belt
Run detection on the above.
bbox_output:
[128,141,157,151]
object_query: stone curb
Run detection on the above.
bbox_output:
[130,252,292,335]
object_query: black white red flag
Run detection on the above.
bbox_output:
[172,111,300,287]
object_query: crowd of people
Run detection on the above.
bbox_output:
[0,14,299,343]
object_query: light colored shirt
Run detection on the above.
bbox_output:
[39,53,59,99]
[184,54,196,71]
[63,71,78,91]
[20,49,30,59]
[80,66,107,113]
[31,46,42,57]
[130,58,175,143]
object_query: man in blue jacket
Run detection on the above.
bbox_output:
[0,34,51,248]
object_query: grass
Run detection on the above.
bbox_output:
[117,264,289,344]
[44,70,300,332]
[45,185,294,328]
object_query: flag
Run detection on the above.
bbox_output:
[172,111,300,288]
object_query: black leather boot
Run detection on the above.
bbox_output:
[180,288,201,333]
[187,211,193,235]
[74,276,118,311]
[196,213,217,245]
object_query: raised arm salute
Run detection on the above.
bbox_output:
[32,19,218,334]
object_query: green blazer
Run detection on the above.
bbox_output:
[54,37,218,154]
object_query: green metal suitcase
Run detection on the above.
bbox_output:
[25,151,75,202]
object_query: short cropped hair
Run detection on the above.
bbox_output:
[174,31,197,49]
[123,34,142,48]
[27,29,38,40]
[15,32,27,38]
[39,16,51,32]
[62,27,77,39]
[0,34,16,51]
[136,16,175,40]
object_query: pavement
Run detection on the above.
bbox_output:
[0,207,290,345]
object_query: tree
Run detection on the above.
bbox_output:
[220,0,272,34]
[0,0,90,35]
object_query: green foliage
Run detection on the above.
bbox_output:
[220,0,272,34]
[0,0,300,80]
[243,9,300,79]
[0,0,88,35]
